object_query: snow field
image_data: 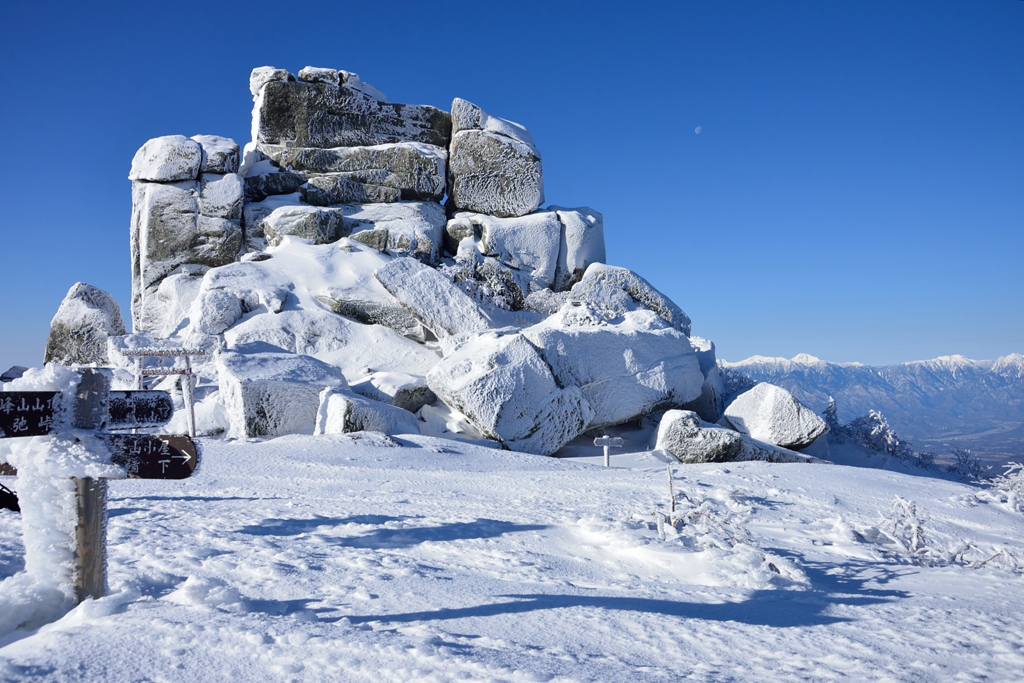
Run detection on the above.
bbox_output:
[0,435,1022,681]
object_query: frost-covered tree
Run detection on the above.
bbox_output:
[946,448,986,479]
[719,364,757,403]
[847,410,915,463]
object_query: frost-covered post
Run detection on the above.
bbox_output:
[594,436,624,467]
[0,366,198,636]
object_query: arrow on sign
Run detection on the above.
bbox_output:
[99,434,199,480]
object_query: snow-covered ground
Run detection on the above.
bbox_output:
[1,435,1023,681]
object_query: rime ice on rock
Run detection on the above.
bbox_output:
[656,410,744,463]
[724,382,830,451]
[44,283,127,365]
[522,303,704,429]
[217,351,348,439]
[426,331,593,455]
[447,98,544,218]
[315,388,420,436]
[570,263,692,335]
[680,336,726,422]
[375,258,490,338]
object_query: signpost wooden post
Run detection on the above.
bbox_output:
[594,435,624,467]
[0,369,199,604]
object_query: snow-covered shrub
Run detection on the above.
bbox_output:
[824,400,936,470]
[946,448,987,480]
[975,462,1024,513]
[856,496,1021,572]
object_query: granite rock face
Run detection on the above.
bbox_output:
[680,336,726,422]
[254,79,451,149]
[447,99,543,218]
[375,258,490,338]
[192,135,241,174]
[261,206,347,246]
[44,283,127,365]
[259,143,446,202]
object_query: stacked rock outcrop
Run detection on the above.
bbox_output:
[102,65,818,459]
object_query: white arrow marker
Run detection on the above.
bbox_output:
[173,451,193,465]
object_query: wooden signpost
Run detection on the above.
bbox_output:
[594,435,625,467]
[0,369,199,604]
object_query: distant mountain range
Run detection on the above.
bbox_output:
[720,354,1024,465]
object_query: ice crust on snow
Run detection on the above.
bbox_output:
[725,382,830,450]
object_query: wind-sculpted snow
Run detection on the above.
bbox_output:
[2,437,1024,679]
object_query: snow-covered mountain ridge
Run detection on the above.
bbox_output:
[722,353,1024,463]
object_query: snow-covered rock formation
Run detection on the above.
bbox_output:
[43,283,126,366]
[81,65,827,457]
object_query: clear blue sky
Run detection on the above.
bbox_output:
[1,0,1021,367]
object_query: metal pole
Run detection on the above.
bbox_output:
[73,477,107,602]
[604,445,610,467]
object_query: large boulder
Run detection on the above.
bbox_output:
[679,336,726,422]
[344,202,446,264]
[191,135,241,174]
[447,98,543,218]
[655,410,744,463]
[724,383,830,450]
[426,331,593,455]
[259,142,446,203]
[446,211,561,291]
[522,302,704,428]
[252,71,451,149]
[43,283,126,365]
[374,258,490,338]
[570,263,691,335]
[350,371,435,413]
[216,351,348,439]
[550,207,606,292]
[315,388,420,436]
[129,135,202,183]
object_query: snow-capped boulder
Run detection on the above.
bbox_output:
[315,388,420,436]
[343,202,446,264]
[249,67,295,97]
[297,66,339,86]
[253,73,451,149]
[375,258,490,338]
[129,135,202,182]
[259,143,447,203]
[724,383,830,450]
[260,206,347,247]
[550,207,606,292]
[426,331,593,455]
[679,336,725,422]
[522,303,704,428]
[447,98,543,218]
[655,410,744,463]
[217,351,348,439]
[43,283,126,365]
[570,263,691,335]
[446,211,561,291]
[350,372,435,413]
[191,136,241,175]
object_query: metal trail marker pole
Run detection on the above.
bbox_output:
[594,436,624,467]
[0,369,200,606]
